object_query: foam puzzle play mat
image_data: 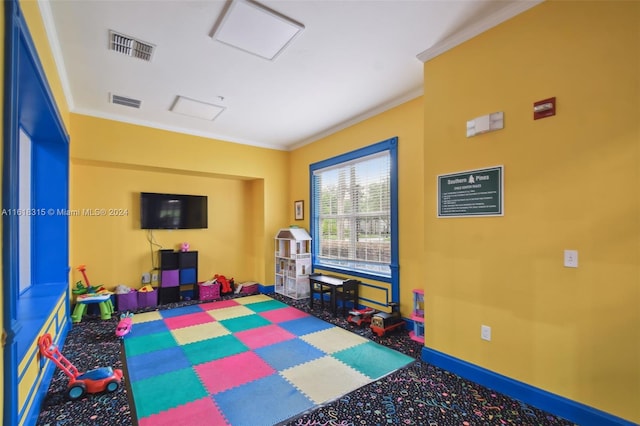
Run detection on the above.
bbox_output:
[124,294,414,425]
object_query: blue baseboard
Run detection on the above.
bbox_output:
[260,284,274,293]
[421,347,636,426]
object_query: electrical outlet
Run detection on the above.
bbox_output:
[564,249,578,268]
[481,325,491,341]
[151,272,158,282]
[141,272,151,284]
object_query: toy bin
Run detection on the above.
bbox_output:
[239,282,259,295]
[137,288,158,309]
[198,282,221,301]
[116,290,138,312]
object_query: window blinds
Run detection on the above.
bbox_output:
[312,151,391,276]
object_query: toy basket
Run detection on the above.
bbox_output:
[116,290,138,312]
[198,282,221,301]
[238,282,259,295]
[137,289,158,309]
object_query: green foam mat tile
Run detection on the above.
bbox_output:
[219,313,272,333]
[131,367,209,418]
[245,299,289,313]
[181,334,248,366]
[124,331,177,357]
[333,340,415,379]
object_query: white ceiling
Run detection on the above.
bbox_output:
[39,0,541,151]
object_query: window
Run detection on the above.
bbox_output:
[310,137,398,283]
[18,128,32,294]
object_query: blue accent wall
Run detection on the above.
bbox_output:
[3,1,70,425]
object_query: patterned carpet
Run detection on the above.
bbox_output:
[35,292,577,426]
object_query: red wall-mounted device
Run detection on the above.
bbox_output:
[533,97,556,120]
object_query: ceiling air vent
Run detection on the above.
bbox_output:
[110,93,142,109]
[109,30,154,61]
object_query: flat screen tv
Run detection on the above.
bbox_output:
[140,192,208,229]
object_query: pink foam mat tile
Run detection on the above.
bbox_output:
[164,311,216,330]
[259,306,311,323]
[195,351,276,394]
[199,299,240,310]
[234,323,296,350]
[138,396,228,426]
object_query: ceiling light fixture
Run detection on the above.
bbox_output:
[210,0,304,61]
[170,96,225,121]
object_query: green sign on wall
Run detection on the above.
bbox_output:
[438,166,504,217]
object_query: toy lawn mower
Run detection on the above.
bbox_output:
[38,333,123,400]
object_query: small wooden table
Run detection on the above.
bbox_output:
[309,274,355,316]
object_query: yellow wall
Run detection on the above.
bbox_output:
[289,97,425,315]
[8,0,638,423]
[422,1,639,422]
[69,115,289,288]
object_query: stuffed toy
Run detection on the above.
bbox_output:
[214,274,234,294]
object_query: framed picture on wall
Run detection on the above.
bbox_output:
[294,200,304,220]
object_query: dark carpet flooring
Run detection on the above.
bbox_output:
[35,293,577,426]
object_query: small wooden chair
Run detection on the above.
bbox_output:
[334,279,359,316]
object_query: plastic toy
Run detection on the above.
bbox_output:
[71,265,114,323]
[181,242,190,252]
[115,312,134,338]
[75,264,105,294]
[38,333,123,400]
[214,274,234,294]
[347,307,376,326]
[139,284,154,292]
[370,303,405,337]
[72,292,114,323]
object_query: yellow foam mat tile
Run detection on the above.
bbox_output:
[280,356,370,404]
[233,294,272,305]
[132,311,162,324]
[301,326,369,354]
[171,321,231,345]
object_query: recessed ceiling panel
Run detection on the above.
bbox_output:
[170,96,225,121]
[211,0,304,60]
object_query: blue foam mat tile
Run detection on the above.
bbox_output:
[214,373,314,426]
[278,315,334,336]
[129,319,170,337]
[159,304,204,318]
[127,345,191,382]
[254,338,326,371]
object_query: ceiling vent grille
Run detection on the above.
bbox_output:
[109,31,154,61]
[110,93,142,109]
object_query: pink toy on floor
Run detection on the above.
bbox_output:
[115,312,133,338]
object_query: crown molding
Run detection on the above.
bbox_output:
[417,0,544,63]
[38,0,75,110]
